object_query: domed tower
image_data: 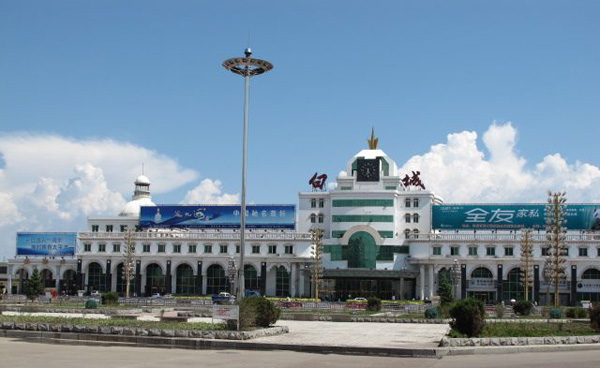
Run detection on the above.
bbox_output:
[119,175,156,217]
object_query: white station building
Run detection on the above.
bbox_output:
[6,132,600,305]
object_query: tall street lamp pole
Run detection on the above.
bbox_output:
[223,49,273,300]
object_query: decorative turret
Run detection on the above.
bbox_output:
[119,174,156,217]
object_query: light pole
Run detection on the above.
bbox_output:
[223,49,273,300]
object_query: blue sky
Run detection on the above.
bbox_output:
[0,1,599,258]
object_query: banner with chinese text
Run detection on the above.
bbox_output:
[432,204,600,230]
[140,205,295,229]
[16,232,77,256]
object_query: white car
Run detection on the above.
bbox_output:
[90,291,101,297]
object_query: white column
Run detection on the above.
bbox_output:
[428,265,434,299]
[7,265,12,294]
[201,273,208,295]
[291,263,297,297]
[55,265,61,290]
[298,267,306,297]
[419,264,425,300]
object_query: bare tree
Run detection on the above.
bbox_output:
[309,228,324,303]
[545,191,568,307]
[520,229,534,302]
[123,229,136,299]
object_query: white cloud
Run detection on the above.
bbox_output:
[400,122,600,203]
[181,178,239,204]
[0,134,200,259]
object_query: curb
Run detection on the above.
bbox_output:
[0,329,442,358]
[442,343,600,355]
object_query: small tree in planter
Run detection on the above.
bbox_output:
[25,269,44,302]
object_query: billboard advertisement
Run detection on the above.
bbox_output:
[140,205,296,229]
[16,232,77,256]
[432,204,600,230]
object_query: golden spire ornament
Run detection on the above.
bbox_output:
[367,127,379,149]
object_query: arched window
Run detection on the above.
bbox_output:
[206,264,229,295]
[146,263,165,295]
[404,229,411,239]
[116,263,136,295]
[275,266,290,297]
[88,262,106,292]
[310,213,317,223]
[41,269,55,288]
[176,264,196,295]
[413,229,420,237]
[413,213,419,223]
[503,268,523,301]
[405,214,411,223]
[582,268,600,279]
[471,267,493,278]
[245,265,260,291]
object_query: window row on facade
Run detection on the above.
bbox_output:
[430,244,600,258]
[82,243,294,255]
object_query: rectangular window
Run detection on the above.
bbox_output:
[98,243,106,252]
[318,214,324,223]
[541,247,549,256]
[84,243,91,252]
[319,198,324,208]
[385,186,396,190]
[378,231,394,238]
[173,244,181,253]
[310,198,316,208]
[285,245,293,254]
[143,244,151,253]
[91,225,99,232]
[450,246,460,256]
[120,225,127,232]
[268,245,277,254]
[0,267,7,274]
[433,247,442,256]
[405,198,411,208]
[565,248,569,256]
[413,198,419,208]
[468,246,477,256]
[340,186,352,190]
[505,247,514,256]
[332,231,345,238]
[188,244,197,253]
[332,199,394,207]
[106,225,113,232]
[204,245,212,254]
[598,248,600,257]
[252,245,260,254]
[332,215,394,222]
[579,248,588,257]
[112,243,121,253]
[220,245,228,254]
[158,244,166,253]
[486,247,495,256]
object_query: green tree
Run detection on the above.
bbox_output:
[545,191,568,307]
[438,275,454,306]
[25,269,44,301]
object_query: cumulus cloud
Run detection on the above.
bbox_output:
[0,134,200,259]
[181,178,239,204]
[400,122,600,203]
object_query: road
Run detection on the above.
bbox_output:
[2,338,600,368]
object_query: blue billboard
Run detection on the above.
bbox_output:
[140,205,296,229]
[16,232,77,256]
[432,204,600,230]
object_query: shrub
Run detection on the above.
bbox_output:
[513,300,534,316]
[101,292,119,306]
[85,300,99,309]
[590,304,600,332]
[575,307,588,319]
[424,307,439,319]
[237,297,280,329]
[366,297,382,312]
[495,303,505,319]
[449,298,486,337]
[25,269,44,301]
[549,308,562,319]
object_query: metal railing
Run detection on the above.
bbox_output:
[79,231,313,242]
[410,233,600,242]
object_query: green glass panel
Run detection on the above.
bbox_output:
[331,231,345,238]
[332,215,393,222]
[385,186,396,190]
[381,158,389,176]
[332,199,394,207]
[340,187,352,191]
[378,231,394,238]
[346,232,377,268]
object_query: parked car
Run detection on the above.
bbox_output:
[90,291,101,297]
[212,292,236,304]
[353,297,367,301]
[150,293,162,299]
